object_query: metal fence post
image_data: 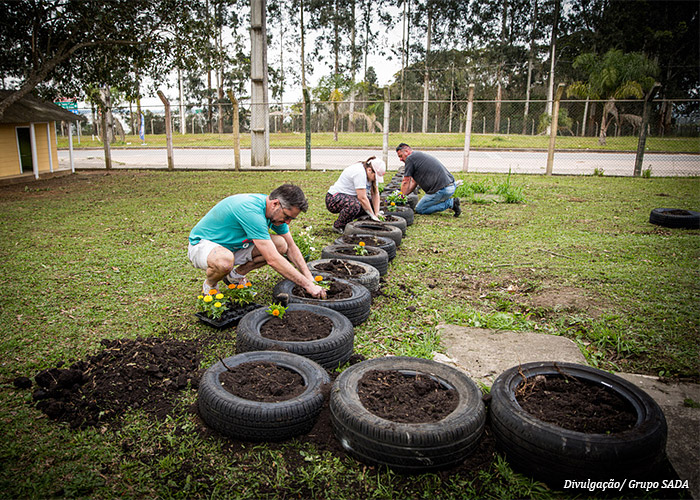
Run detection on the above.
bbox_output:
[634,83,661,177]
[227,90,241,171]
[463,84,475,172]
[383,87,390,167]
[546,83,565,175]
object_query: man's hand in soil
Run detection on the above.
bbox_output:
[307,283,327,299]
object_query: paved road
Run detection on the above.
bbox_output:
[58,148,699,176]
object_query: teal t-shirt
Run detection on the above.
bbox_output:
[188,193,288,251]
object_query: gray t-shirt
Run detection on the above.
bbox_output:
[403,151,454,194]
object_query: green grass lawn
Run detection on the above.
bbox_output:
[58,131,700,153]
[0,170,698,498]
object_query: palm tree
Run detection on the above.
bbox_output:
[568,49,658,145]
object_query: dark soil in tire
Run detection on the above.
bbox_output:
[220,361,306,401]
[293,279,353,299]
[312,259,367,279]
[260,310,333,341]
[516,374,637,433]
[331,247,382,258]
[358,369,459,423]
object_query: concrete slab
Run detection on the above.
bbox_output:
[436,324,700,499]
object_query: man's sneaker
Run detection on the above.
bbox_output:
[223,271,250,287]
[452,197,461,217]
[202,281,221,295]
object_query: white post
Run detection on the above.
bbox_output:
[29,123,39,179]
[68,122,75,173]
[382,87,390,167]
[250,0,270,167]
[462,84,474,172]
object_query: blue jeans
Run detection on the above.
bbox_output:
[414,183,456,215]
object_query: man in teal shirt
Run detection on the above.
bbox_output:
[188,184,325,298]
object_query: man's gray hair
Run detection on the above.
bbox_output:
[270,184,309,212]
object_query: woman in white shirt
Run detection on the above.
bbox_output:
[325,156,386,233]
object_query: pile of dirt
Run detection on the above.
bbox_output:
[16,337,202,428]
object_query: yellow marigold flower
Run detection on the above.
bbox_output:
[272,309,280,316]
[228,283,236,289]
[215,293,224,300]
[208,289,218,295]
[236,283,245,289]
[214,302,222,308]
[198,295,204,300]
[203,295,213,303]
[359,241,365,247]
[315,275,323,282]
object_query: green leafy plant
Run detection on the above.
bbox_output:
[197,290,227,319]
[386,190,407,206]
[386,201,399,212]
[293,226,316,261]
[354,241,368,255]
[266,303,287,319]
[314,275,332,290]
[222,282,257,307]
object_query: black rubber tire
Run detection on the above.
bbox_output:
[649,208,700,229]
[490,361,668,485]
[334,234,396,261]
[360,215,407,236]
[198,351,330,441]
[406,193,418,209]
[344,221,402,247]
[273,276,372,326]
[383,205,414,226]
[307,258,380,293]
[330,356,487,473]
[321,244,389,276]
[236,303,355,370]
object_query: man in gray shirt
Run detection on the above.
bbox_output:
[396,143,461,217]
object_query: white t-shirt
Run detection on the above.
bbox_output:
[328,162,371,196]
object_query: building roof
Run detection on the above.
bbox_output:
[0,90,86,124]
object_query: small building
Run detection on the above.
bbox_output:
[0,90,85,182]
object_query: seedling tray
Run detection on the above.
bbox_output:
[195,303,264,329]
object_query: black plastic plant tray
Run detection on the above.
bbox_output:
[195,303,263,329]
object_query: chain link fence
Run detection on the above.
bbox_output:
[61,97,699,177]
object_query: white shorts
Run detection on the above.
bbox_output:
[187,240,255,270]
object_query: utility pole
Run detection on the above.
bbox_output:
[250,0,270,167]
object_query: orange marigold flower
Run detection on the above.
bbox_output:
[272,309,280,316]
[315,275,323,282]
[228,283,236,289]
[236,283,245,289]
[359,241,365,247]
[390,201,396,206]
[245,282,252,287]
[208,289,218,295]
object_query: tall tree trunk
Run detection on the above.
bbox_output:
[217,24,224,135]
[399,0,408,133]
[300,0,307,135]
[545,0,560,133]
[523,0,537,134]
[421,5,431,134]
[333,0,339,141]
[348,0,356,133]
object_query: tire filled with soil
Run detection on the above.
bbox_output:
[344,221,403,247]
[334,234,396,260]
[490,361,668,486]
[649,208,700,229]
[307,258,380,292]
[236,303,355,370]
[330,356,487,473]
[381,205,414,226]
[359,214,407,236]
[273,276,372,326]
[321,244,389,276]
[198,351,330,441]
